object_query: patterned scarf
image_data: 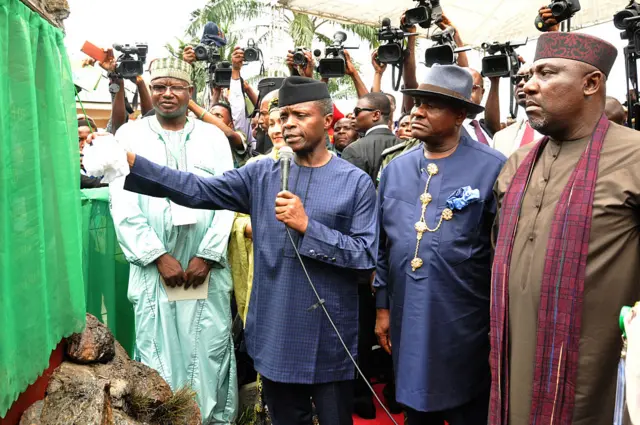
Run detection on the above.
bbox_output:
[490,114,610,424]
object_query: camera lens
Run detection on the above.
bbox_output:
[615,9,638,30]
[245,48,259,62]
[405,6,429,26]
[425,45,455,67]
[550,1,568,17]
[194,45,208,61]
[378,44,403,64]
[293,52,307,66]
[482,55,510,79]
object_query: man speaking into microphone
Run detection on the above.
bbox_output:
[111,76,378,425]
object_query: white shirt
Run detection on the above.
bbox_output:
[492,118,543,158]
[229,78,253,149]
[365,124,390,137]
[463,118,492,144]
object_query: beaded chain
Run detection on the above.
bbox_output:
[411,163,454,271]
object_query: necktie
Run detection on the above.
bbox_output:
[520,120,535,147]
[471,120,490,146]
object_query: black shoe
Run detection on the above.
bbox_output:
[354,396,377,420]
[383,383,403,415]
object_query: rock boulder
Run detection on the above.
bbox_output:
[66,313,115,364]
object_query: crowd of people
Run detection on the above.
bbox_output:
[78,5,640,425]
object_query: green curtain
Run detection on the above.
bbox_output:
[0,0,85,417]
[81,188,135,356]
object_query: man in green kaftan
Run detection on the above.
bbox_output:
[109,57,237,423]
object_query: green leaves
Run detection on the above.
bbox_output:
[171,1,381,98]
[187,0,265,39]
[289,12,316,48]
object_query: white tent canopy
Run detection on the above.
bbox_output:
[277,0,624,45]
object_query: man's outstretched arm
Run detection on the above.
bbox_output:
[124,153,252,214]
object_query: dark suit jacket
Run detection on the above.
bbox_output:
[341,127,402,186]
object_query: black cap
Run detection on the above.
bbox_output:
[278,76,331,107]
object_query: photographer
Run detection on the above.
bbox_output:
[230,46,258,147]
[188,99,250,167]
[285,48,368,98]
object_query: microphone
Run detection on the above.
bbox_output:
[279,146,294,191]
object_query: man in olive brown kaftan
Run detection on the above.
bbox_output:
[491,32,640,425]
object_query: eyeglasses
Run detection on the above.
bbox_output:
[151,84,192,95]
[353,107,377,117]
[512,75,530,85]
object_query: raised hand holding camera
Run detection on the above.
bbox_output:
[112,43,148,79]
[316,31,358,79]
[182,45,196,65]
[231,46,245,71]
[371,49,387,75]
[481,39,527,118]
[535,0,581,31]
[405,0,443,29]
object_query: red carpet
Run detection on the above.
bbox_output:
[352,384,404,425]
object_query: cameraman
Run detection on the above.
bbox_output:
[83,48,153,133]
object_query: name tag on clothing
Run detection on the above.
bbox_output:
[160,272,210,302]
[170,201,198,226]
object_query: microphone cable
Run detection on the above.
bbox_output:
[285,227,400,425]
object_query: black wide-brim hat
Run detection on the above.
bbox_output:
[402,64,485,115]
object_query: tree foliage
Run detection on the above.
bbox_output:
[170,0,381,99]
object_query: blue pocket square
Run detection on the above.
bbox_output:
[446,186,480,211]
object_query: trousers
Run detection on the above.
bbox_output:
[405,389,489,425]
[261,377,355,425]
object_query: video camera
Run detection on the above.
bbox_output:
[425,27,457,67]
[535,0,581,32]
[481,39,527,118]
[614,2,640,128]
[316,31,356,79]
[113,43,148,79]
[377,18,408,64]
[481,40,526,78]
[405,0,443,29]
[615,1,640,30]
[616,1,640,54]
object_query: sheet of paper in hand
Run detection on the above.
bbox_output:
[160,272,210,302]
[170,201,198,226]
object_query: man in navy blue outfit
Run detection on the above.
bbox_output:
[119,76,377,425]
[374,65,506,424]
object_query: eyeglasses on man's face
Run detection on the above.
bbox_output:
[353,107,378,117]
[151,84,192,95]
